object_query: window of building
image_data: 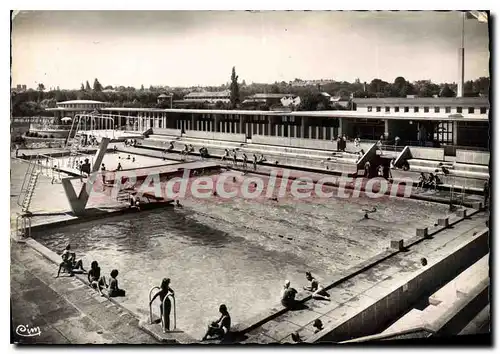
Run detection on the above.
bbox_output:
[468,107,475,114]
[445,107,451,113]
[385,107,390,112]
[394,107,400,113]
[424,107,429,113]
[367,106,372,112]
[376,106,381,112]
[404,107,409,113]
[480,107,487,114]
[457,107,462,113]
[414,107,419,113]
[434,107,440,113]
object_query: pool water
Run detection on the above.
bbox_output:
[35,171,452,340]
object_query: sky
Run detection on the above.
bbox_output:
[11,10,490,89]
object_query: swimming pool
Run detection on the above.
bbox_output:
[34,171,452,340]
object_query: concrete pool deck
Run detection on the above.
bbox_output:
[11,241,159,344]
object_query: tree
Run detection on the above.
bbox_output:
[37,83,45,92]
[229,67,240,109]
[85,81,91,91]
[439,84,455,97]
[80,83,85,91]
[393,76,407,97]
[93,78,103,91]
[140,84,145,91]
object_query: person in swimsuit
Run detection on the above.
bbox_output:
[232,150,237,166]
[108,269,126,297]
[202,304,231,341]
[281,280,298,309]
[313,319,323,334]
[222,149,230,161]
[150,278,175,331]
[303,272,330,301]
[88,261,108,296]
[56,244,85,277]
[252,154,257,170]
[242,153,248,169]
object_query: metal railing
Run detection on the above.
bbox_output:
[149,286,177,333]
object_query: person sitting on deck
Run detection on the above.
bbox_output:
[116,162,123,171]
[88,261,108,296]
[281,280,298,309]
[426,173,436,189]
[354,137,360,148]
[167,142,175,152]
[150,278,175,330]
[390,158,396,169]
[401,160,410,171]
[189,144,195,153]
[432,173,442,190]
[258,154,266,163]
[221,149,230,161]
[202,304,231,341]
[417,173,427,189]
[291,332,303,343]
[132,157,135,163]
[303,272,330,301]
[313,319,323,334]
[126,154,131,160]
[113,145,117,152]
[108,269,126,297]
[56,244,85,278]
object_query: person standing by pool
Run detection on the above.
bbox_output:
[252,154,257,170]
[242,153,248,169]
[232,150,237,166]
[202,304,231,341]
[101,163,106,187]
[150,278,175,331]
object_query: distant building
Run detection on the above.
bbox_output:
[243,93,300,107]
[11,84,27,93]
[157,93,173,107]
[181,90,231,104]
[45,100,109,119]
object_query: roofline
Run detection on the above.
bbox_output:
[99,107,489,121]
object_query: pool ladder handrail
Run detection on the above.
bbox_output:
[149,286,177,333]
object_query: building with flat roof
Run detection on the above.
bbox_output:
[45,100,109,119]
[46,96,490,149]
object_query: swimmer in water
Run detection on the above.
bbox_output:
[361,207,377,219]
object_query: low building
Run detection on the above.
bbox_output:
[45,100,109,119]
[243,93,300,108]
[181,90,231,104]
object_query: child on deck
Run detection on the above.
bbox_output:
[108,269,126,297]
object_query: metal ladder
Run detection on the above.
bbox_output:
[449,183,466,208]
[149,286,177,333]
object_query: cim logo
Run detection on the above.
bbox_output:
[15,324,41,337]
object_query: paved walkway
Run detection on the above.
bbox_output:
[11,241,158,344]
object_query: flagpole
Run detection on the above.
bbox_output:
[457,12,465,98]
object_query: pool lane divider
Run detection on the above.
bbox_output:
[231,207,483,337]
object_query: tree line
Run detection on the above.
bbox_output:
[11,70,490,117]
